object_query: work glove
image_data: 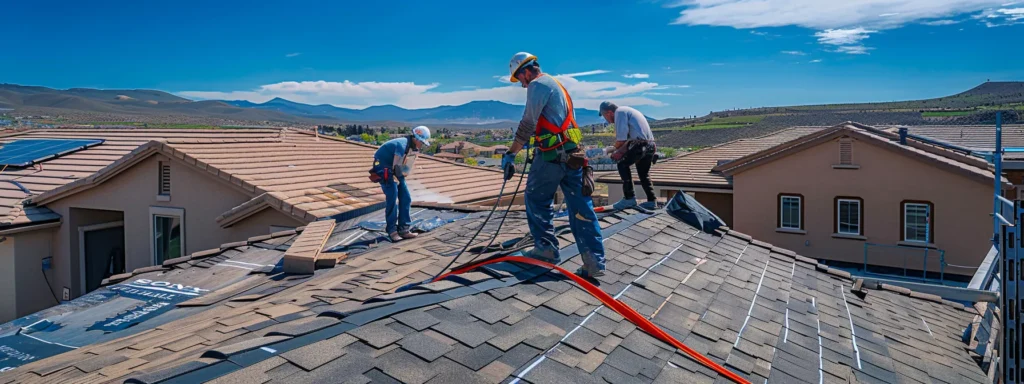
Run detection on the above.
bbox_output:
[501,153,516,181]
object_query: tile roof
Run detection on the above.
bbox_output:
[2,128,518,226]
[597,126,826,189]
[716,123,1011,188]
[888,124,1024,153]
[431,152,464,160]
[0,206,988,384]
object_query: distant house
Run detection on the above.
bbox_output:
[491,145,509,156]
[431,152,465,163]
[599,122,1014,279]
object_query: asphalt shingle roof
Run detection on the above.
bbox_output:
[0,208,987,384]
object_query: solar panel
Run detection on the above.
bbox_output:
[0,139,104,167]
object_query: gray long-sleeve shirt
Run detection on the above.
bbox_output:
[514,75,571,147]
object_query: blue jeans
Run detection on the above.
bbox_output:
[381,176,412,234]
[525,157,606,271]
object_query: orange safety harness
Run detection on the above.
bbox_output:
[433,256,752,384]
[534,76,582,152]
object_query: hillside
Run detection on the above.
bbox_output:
[0,83,605,128]
[646,81,1024,148]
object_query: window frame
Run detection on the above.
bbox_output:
[834,197,864,236]
[149,206,185,265]
[900,200,934,244]
[777,193,804,231]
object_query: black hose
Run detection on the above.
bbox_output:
[431,148,533,281]
[458,149,533,267]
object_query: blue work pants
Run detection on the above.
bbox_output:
[524,157,606,271]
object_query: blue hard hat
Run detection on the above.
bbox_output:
[412,126,431,146]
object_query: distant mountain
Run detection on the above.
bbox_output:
[221,98,607,126]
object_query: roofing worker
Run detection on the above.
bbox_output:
[500,52,606,279]
[600,101,658,210]
[371,126,431,242]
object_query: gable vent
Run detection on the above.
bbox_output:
[159,162,171,195]
[839,138,853,165]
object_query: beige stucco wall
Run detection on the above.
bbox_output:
[731,137,994,277]
[46,153,305,298]
[0,238,15,323]
[14,229,58,318]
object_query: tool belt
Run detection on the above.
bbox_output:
[557,147,595,197]
[612,140,657,163]
[368,160,391,184]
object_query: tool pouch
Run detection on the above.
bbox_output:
[582,165,595,197]
[368,164,389,184]
[566,150,587,170]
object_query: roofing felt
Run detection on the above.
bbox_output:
[0,206,988,384]
[597,126,826,188]
[1,128,519,226]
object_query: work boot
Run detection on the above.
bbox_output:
[612,198,637,210]
[575,266,606,279]
[639,201,657,210]
[398,230,418,239]
[389,232,403,242]
[520,248,559,264]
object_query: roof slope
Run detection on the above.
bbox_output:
[5,128,518,224]
[892,124,1024,152]
[597,126,826,189]
[0,208,987,384]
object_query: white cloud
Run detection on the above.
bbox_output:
[665,1,1007,52]
[781,50,807,55]
[285,52,302,58]
[644,92,683,96]
[653,84,692,89]
[555,70,611,78]
[178,73,665,111]
[980,7,1024,25]
[623,73,651,79]
[921,19,959,25]
[810,59,823,63]
[750,30,768,36]
[814,27,875,54]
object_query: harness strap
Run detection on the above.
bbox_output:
[433,255,752,384]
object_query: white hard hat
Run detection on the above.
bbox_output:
[508,52,538,83]
[412,126,431,146]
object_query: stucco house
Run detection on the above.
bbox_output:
[600,122,1014,280]
[0,128,517,322]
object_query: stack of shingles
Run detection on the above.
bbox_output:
[283,220,337,274]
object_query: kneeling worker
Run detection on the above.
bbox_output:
[372,126,431,242]
[500,52,606,279]
[600,101,657,211]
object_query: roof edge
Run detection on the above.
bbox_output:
[216,192,309,228]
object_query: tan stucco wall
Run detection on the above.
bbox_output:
[14,229,58,318]
[731,137,994,276]
[0,238,15,323]
[46,153,305,298]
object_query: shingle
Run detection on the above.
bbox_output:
[348,321,405,348]
[280,334,357,371]
[393,310,441,331]
[564,327,604,353]
[445,343,504,371]
[398,332,455,362]
[432,320,497,347]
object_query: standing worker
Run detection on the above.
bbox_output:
[500,52,606,279]
[371,126,431,242]
[600,101,658,211]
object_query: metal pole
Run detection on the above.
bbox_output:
[995,111,1003,246]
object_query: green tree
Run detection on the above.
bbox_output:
[376,133,390,144]
[360,133,373,143]
[465,157,479,166]
[661,147,677,158]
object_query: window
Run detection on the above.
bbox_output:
[778,194,803,230]
[150,207,184,264]
[158,161,171,196]
[835,197,863,235]
[902,201,933,243]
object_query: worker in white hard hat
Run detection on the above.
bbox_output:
[500,52,606,279]
[371,126,431,242]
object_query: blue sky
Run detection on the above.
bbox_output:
[4,0,1023,119]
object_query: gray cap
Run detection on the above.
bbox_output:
[598,101,617,116]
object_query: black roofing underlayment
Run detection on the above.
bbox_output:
[0,203,989,384]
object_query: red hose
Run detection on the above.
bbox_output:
[433,256,751,384]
